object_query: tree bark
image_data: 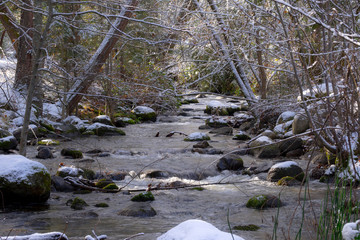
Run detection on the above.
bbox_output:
[0,1,19,52]
[66,0,139,114]
[19,0,53,156]
[14,0,33,90]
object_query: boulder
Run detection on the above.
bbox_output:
[51,175,75,192]
[12,124,40,142]
[249,136,280,158]
[260,130,276,139]
[0,154,51,204]
[114,117,136,127]
[93,115,112,126]
[276,111,296,125]
[83,123,125,136]
[118,202,157,217]
[36,147,54,159]
[157,219,244,240]
[132,106,157,122]
[217,154,244,171]
[292,113,310,134]
[0,136,17,151]
[273,120,293,135]
[233,113,255,127]
[56,165,84,178]
[258,107,283,130]
[143,170,171,179]
[233,130,251,140]
[192,148,223,155]
[61,148,83,159]
[184,132,210,141]
[246,194,282,209]
[209,127,233,136]
[205,117,231,128]
[193,141,211,149]
[0,128,11,138]
[279,137,303,156]
[267,161,304,182]
[204,100,240,116]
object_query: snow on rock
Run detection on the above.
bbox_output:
[133,106,155,114]
[43,102,62,120]
[273,120,293,135]
[1,232,69,240]
[57,165,84,177]
[254,136,273,144]
[271,161,298,169]
[157,219,245,240]
[184,132,210,141]
[0,154,51,203]
[342,220,360,240]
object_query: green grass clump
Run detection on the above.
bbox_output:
[190,187,205,191]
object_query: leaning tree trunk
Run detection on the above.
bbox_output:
[193,0,256,101]
[66,0,139,115]
[0,1,19,52]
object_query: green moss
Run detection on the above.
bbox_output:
[82,130,95,135]
[135,112,157,122]
[70,197,88,210]
[95,203,109,208]
[233,134,251,141]
[246,194,282,209]
[95,179,114,188]
[38,127,49,134]
[131,191,155,202]
[190,187,205,191]
[38,139,60,145]
[233,224,260,231]
[103,183,119,190]
[115,129,126,135]
[81,168,95,180]
[39,121,55,132]
[61,148,83,159]
[277,176,299,186]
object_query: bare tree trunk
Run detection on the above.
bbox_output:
[255,33,267,99]
[193,0,256,101]
[14,0,33,90]
[66,0,139,114]
[19,0,53,156]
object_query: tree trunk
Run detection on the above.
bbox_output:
[0,1,19,52]
[66,0,139,114]
[19,0,53,156]
[14,0,33,90]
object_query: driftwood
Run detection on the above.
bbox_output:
[0,232,68,240]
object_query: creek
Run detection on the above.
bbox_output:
[1,95,330,240]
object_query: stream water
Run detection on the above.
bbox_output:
[0,95,331,240]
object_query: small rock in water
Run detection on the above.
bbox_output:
[118,202,157,217]
[36,147,54,159]
[193,140,211,149]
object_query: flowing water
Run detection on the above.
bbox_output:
[0,95,330,240]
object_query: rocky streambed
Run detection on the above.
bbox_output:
[0,94,336,240]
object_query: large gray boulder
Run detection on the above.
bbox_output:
[292,113,310,134]
[93,115,112,126]
[204,100,240,116]
[267,161,304,182]
[132,106,157,122]
[0,154,51,204]
[118,202,156,217]
[217,154,244,171]
[249,136,280,158]
[279,137,303,156]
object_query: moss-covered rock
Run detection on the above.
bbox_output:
[39,121,55,132]
[204,100,240,116]
[132,106,157,122]
[216,154,244,171]
[95,203,109,208]
[249,136,280,159]
[233,224,260,231]
[70,197,88,210]
[184,132,210,141]
[81,168,95,180]
[95,179,114,188]
[61,148,83,159]
[233,131,251,140]
[277,176,302,186]
[246,194,282,209]
[38,139,60,146]
[205,117,230,128]
[0,128,11,138]
[93,115,112,126]
[0,136,18,151]
[0,155,51,205]
[131,191,155,202]
[181,98,199,104]
[103,183,119,190]
[83,123,125,136]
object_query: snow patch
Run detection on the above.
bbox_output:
[271,161,298,169]
[0,154,49,183]
[157,219,245,240]
[86,122,115,130]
